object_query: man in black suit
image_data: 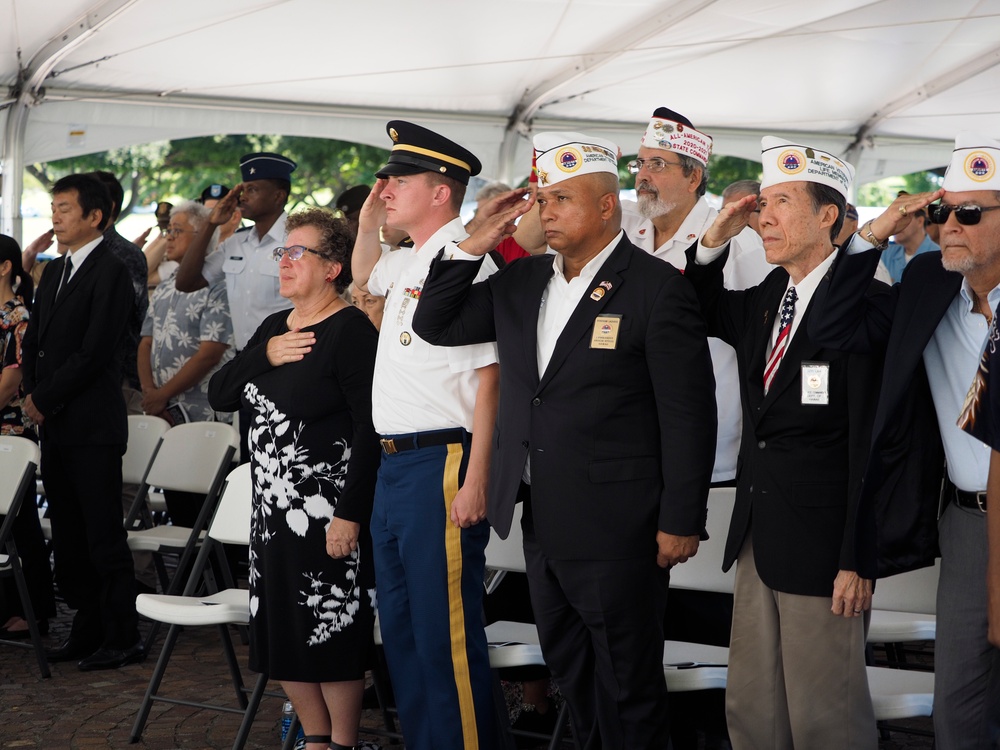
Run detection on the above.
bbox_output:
[22,173,142,671]
[414,131,717,749]
[687,137,881,749]
[809,131,1000,750]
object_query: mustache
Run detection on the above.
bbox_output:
[637,180,657,195]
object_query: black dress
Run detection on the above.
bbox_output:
[209,305,380,681]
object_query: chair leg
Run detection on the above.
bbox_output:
[546,701,571,750]
[217,623,248,708]
[9,550,50,678]
[492,672,517,750]
[130,622,182,743]
[232,671,269,750]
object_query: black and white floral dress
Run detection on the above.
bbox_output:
[209,305,380,682]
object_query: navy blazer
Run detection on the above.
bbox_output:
[809,247,958,575]
[21,242,134,446]
[413,235,717,561]
[686,247,885,595]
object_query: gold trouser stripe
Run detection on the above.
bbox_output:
[443,442,479,749]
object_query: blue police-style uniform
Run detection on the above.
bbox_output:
[366,121,498,750]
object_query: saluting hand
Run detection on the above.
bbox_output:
[458,188,535,257]
[358,178,389,236]
[865,189,945,247]
[702,194,758,249]
[209,185,243,226]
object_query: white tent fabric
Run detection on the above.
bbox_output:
[2,0,1000,239]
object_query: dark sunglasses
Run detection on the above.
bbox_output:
[927,203,1000,226]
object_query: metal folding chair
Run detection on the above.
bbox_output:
[130,463,264,750]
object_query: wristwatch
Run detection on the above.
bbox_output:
[859,220,888,250]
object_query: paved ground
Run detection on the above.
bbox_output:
[0,601,934,749]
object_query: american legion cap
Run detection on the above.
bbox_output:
[760,136,854,200]
[376,121,482,186]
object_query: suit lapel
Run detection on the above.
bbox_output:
[42,244,105,337]
[522,261,554,389]
[536,238,630,393]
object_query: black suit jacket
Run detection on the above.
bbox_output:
[21,242,134,446]
[413,235,717,561]
[685,248,885,595]
[809,248,956,575]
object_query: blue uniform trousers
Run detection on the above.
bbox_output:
[371,432,495,750]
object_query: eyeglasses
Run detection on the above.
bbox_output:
[273,245,323,261]
[626,158,684,175]
[927,203,1000,226]
[164,228,198,238]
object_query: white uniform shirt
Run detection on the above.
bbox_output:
[368,217,498,435]
[623,197,775,482]
[203,212,288,350]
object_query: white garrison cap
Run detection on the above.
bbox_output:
[532,132,619,188]
[942,131,1000,192]
[760,136,854,200]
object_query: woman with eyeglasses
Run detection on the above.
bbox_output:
[138,200,234,529]
[0,234,56,640]
[209,207,379,750]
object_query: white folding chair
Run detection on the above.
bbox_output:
[130,463,264,750]
[125,421,238,595]
[868,560,939,666]
[0,436,49,678]
[668,487,737,595]
[38,414,170,541]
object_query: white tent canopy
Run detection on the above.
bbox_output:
[3,0,1000,239]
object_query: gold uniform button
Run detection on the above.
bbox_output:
[399,332,412,346]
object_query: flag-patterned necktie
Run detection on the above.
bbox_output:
[763,286,797,393]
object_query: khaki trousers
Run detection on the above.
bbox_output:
[726,534,877,750]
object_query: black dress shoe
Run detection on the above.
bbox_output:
[77,641,146,672]
[45,637,99,663]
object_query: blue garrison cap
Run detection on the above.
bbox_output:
[239,152,297,183]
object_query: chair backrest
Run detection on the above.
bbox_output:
[122,414,170,486]
[486,502,526,573]
[668,487,737,595]
[208,463,252,546]
[144,421,239,494]
[0,436,40,517]
[873,559,940,615]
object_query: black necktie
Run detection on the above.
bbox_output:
[56,256,73,299]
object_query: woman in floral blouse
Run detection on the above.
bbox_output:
[138,201,234,527]
[0,234,55,638]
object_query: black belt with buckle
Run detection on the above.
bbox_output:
[954,488,987,513]
[380,429,468,455]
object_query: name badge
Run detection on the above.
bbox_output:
[801,361,830,405]
[591,314,622,350]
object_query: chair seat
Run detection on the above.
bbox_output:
[867,666,934,720]
[127,526,207,553]
[867,610,937,643]
[663,640,729,692]
[485,621,547,669]
[136,588,250,625]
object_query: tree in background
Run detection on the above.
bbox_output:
[856,170,944,208]
[618,153,761,195]
[28,135,389,219]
